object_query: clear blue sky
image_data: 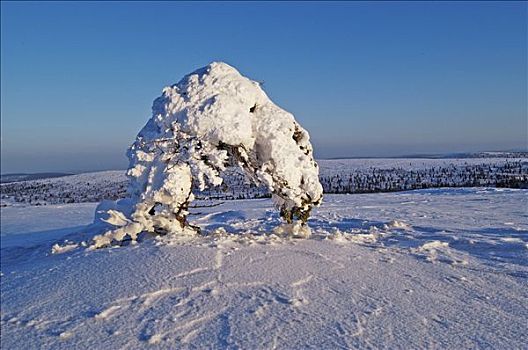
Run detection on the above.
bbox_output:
[1,1,526,173]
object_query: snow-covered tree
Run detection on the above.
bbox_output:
[91,62,323,247]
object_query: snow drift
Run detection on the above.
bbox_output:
[92,62,323,247]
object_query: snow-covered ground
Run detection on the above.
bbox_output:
[1,188,527,348]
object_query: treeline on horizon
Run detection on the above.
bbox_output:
[1,160,526,206]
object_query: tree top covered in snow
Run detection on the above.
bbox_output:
[92,62,323,247]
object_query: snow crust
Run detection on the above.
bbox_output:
[1,188,527,349]
[92,62,322,247]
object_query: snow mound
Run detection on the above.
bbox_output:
[51,242,79,254]
[92,62,322,248]
[384,220,412,230]
[419,241,449,251]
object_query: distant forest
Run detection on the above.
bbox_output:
[1,159,526,206]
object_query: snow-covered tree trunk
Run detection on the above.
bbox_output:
[92,62,323,248]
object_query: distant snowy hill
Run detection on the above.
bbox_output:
[0,172,72,184]
[382,151,528,159]
[0,171,127,206]
[1,157,527,206]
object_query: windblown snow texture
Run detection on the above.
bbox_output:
[92,62,322,247]
[1,189,527,349]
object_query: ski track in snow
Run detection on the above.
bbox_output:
[1,188,527,348]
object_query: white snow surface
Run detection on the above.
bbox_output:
[93,62,322,246]
[1,188,527,349]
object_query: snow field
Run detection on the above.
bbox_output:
[1,188,527,349]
